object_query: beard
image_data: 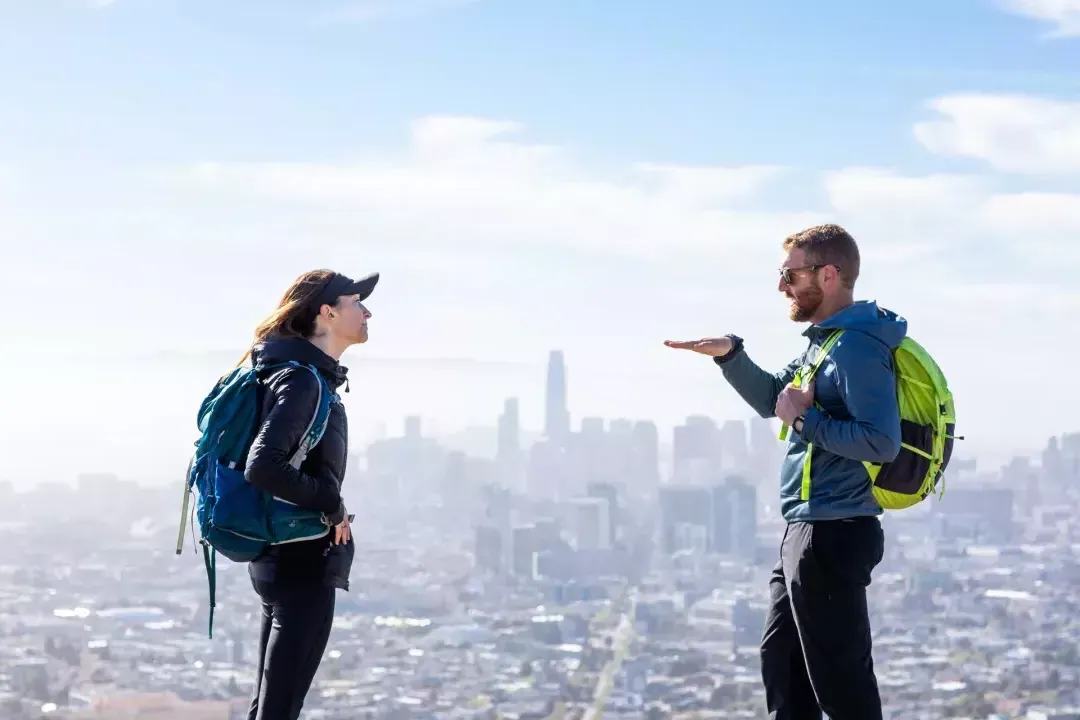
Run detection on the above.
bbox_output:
[787,281,824,322]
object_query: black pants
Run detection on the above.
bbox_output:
[247,576,336,720]
[760,517,884,720]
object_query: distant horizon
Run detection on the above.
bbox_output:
[0,338,1058,486]
[1,406,1039,493]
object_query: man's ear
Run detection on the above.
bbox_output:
[823,264,841,286]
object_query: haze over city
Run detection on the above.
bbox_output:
[4,1,1080,718]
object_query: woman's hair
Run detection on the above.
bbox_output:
[238,269,336,366]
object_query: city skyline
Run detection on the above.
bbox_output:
[0,342,1006,489]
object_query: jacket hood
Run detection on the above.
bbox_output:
[250,335,350,390]
[810,300,907,349]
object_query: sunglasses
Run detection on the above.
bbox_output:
[779,264,839,285]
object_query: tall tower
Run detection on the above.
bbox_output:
[497,398,524,491]
[544,350,570,444]
[497,398,520,458]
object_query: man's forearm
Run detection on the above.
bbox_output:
[715,345,789,419]
[800,408,901,463]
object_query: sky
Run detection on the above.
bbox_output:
[2,0,1080,483]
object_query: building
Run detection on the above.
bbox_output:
[566,497,611,550]
[544,350,570,445]
[496,397,524,491]
[672,416,722,485]
[659,486,711,553]
[709,476,758,558]
[586,482,618,546]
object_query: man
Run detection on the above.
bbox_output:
[665,224,904,719]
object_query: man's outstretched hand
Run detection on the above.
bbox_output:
[664,337,734,358]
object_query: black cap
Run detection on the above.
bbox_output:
[314,271,379,308]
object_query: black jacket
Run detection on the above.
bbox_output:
[244,335,354,589]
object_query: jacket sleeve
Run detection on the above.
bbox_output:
[244,367,344,518]
[800,335,901,463]
[714,345,802,419]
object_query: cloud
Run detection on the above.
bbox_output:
[825,165,1080,254]
[173,113,1080,301]
[981,191,1080,237]
[633,163,787,205]
[999,0,1080,37]
[824,167,987,221]
[914,93,1080,174]
[178,115,812,263]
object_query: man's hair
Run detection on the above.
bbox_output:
[782,223,860,290]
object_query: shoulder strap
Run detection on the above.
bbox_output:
[778,330,845,442]
[802,330,844,385]
[251,360,331,469]
[286,362,334,470]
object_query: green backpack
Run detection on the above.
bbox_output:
[780,330,958,510]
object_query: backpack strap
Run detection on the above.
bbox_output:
[254,360,333,471]
[176,454,195,556]
[286,362,333,470]
[261,362,335,512]
[778,330,844,441]
[202,542,216,639]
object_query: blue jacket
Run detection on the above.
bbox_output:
[716,301,905,522]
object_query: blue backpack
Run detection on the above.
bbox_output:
[175,360,335,638]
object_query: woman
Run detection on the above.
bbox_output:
[240,268,377,720]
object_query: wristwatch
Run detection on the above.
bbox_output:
[712,335,743,365]
[793,415,805,433]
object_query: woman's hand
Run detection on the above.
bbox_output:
[333,513,351,544]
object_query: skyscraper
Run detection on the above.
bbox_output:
[545,350,570,444]
[567,496,611,550]
[672,415,722,485]
[587,481,619,546]
[709,475,758,559]
[632,420,660,494]
[658,485,711,553]
[719,420,748,472]
[497,398,524,490]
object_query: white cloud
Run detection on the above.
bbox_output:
[981,191,1080,237]
[634,163,787,205]
[179,115,814,263]
[999,0,1080,37]
[914,93,1080,174]
[826,165,1080,260]
[825,167,985,213]
[824,167,987,230]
